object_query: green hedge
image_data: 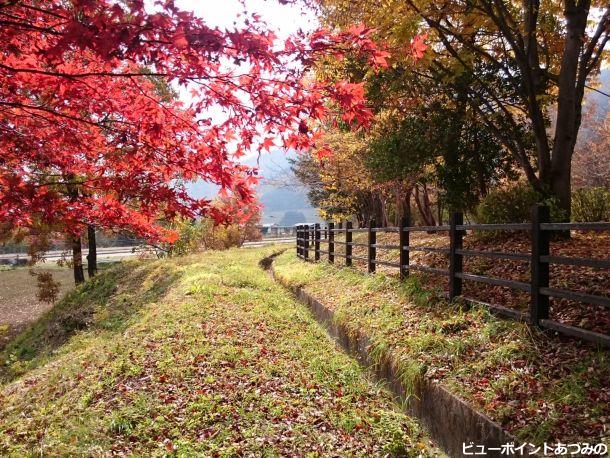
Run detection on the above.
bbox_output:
[476,182,609,224]
[571,187,610,222]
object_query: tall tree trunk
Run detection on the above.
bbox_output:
[372,193,382,226]
[364,192,386,226]
[86,225,97,278]
[404,187,412,226]
[72,236,85,285]
[550,1,590,220]
[64,175,85,282]
[437,199,443,226]
[378,194,389,227]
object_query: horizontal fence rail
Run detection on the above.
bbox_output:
[295,205,610,347]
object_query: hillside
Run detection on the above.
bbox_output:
[187,151,321,225]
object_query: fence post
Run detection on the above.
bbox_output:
[449,212,463,299]
[345,221,352,267]
[399,216,409,280]
[328,222,335,263]
[304,224,310,260]
[296,225,300,258]
[299,225,303,258]
[314,223,320,261]
[368,219,376,273]
[530,205,550,327]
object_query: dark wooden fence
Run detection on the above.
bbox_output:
[295,205,610,347]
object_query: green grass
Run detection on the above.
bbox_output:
[0,247,439,456]
[273,251,609,444]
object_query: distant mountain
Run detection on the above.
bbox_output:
[185,149,321,224]
[259,187,309,212]
[251,150,321,224]
[278,211,307,226]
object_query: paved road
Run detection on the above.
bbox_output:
[0,238,294,265]
[0,246,146,265]
[242,238,294,247]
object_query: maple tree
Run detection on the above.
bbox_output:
[0,0,406,283]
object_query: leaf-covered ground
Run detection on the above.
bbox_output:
[273,250,609,444]
[324,230,610,334]
[0,247,439,456]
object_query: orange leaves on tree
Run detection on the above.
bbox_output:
[315,146,333,160]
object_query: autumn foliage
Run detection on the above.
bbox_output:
[0,0,401,244]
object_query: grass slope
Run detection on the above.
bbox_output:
[273,251,609,445]
[0,247,438,456]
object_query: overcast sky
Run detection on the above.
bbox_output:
[177,0,317,156]
[177,0,317,40]
[176,0,317,199]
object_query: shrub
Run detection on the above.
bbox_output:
[168,216,262,257]
[476,181,564,224]
[477,182,539,223]
[571,187,610,222]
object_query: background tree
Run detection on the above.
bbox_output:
[400,0,608,218]
[314,0,609,220]
[294,0,517,224]
[291,130,394,225]
[573,112,610,189]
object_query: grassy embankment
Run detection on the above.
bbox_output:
[273,250,609,444]
[0,246,438,456]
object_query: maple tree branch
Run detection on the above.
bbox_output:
[0,64,175,79]
[18,3,68,20]
[409,1,514,78]
[0,17,63,34]
[0,101,111,129]
[427,1,553,177]
[423,57,538,185]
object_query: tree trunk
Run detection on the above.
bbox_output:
[373,193,384,227]
[405,189,412,227]
[414,184,436,226]
[550,1,590,220]
[86,225,97,278]
[379,195,389,227]
[395,184,412,226]
[437,199,443,226]
[72,236,85,285]
[362,192,386,226]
